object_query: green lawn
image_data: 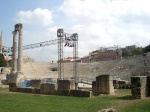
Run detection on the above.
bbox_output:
[0,88,150,112]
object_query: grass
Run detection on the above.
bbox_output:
[0,88,150,112]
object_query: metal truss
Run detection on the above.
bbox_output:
[3,39,64,52]
[72,33,78,88]
[57,29,79,86]
[23,39,59,50]
[57,29,64,79]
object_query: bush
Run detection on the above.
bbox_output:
[0,53,7,67]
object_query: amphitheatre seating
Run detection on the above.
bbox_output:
[21,56,150,81]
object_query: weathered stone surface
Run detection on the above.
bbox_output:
[57,79,75,90]
[81,91,92,97]
[9,83,17,92]
[131,76,147,99]
[32,88,40,94]
[70,90,82,97]
[70,90,92,97]
[40,84,57,95]
[30,79,45,88]
[57,90,70,96]
[92,74,115,95]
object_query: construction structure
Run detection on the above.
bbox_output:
[57,28,79,89]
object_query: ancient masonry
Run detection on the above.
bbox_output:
[131,76,150,99]
[9,23,24,85]
[92,74,115,96]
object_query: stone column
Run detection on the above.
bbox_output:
[17,27,23,72]
[12,31,17,72]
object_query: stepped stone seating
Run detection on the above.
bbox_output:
[21,56,150,81]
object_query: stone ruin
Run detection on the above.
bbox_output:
[113,79,130,89]
[92,74,115,96]
[9,79,93,97]
[8,23,149,99]
[9,74,117,97]
[131,76,150,99]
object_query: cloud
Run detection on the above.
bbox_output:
[16,8,53,26]
[13,0,150,62]
[59,0,150,49]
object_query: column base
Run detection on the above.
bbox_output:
[8,71,25,86]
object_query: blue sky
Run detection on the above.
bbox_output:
[0,0,150,62]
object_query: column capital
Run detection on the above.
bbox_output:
[18,29,23,34]
[12,31,17,34]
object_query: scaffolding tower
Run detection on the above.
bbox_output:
[57,29,79,89]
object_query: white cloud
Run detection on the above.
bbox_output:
[13,0,150,62]
[16,8,53,26]
[59,0,150,49]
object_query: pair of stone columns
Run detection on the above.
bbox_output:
[12,23,23,74]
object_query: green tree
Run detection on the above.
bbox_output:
[122,47,144,57]
[0,53,7,67]
[122,49,128,57]
[144,44,150,53]
[131,47,144,55]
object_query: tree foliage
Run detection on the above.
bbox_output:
[131,47,144,55]
[144,44,150,53]
[122,47,144,57]
[0,53,7,67]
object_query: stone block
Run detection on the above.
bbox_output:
[9,83,17,92]
[70,90,92,97]
[57,90,70,96]
[70,90,82,97]
[93,74,115,95]
[24,88,33,93]
[40,84,57,95]
[31,79,45,88]
[32,88,40,94]
[81,91,92,97]
[147,76,150,96]
[92,81,99,96]
[57,79,75,90]
[17,88,25,92]
[131,76,147,99]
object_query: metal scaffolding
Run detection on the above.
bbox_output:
[72,33,78,83]
[57,29,64,79]
[57,29,79,83]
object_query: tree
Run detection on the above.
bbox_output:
[131,47,144,55]
[122,47,144,57]
[122,49,128,57]
[0,53,7,67]
[144,44,150,53]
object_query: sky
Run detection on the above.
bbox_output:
[0,0,150,62]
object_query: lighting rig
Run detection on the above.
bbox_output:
[57,29,79,87]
